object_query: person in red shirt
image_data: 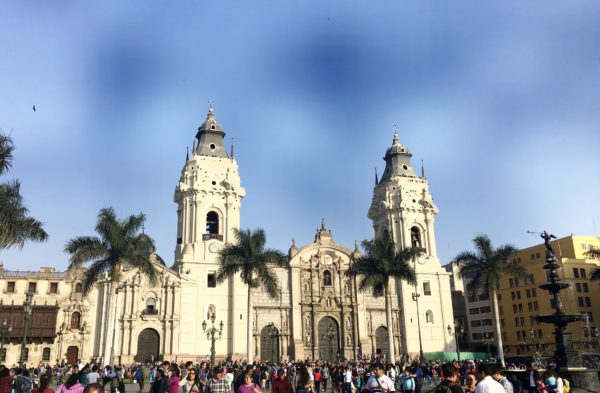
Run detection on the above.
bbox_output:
[271,370,291,393]
[313,368,322,393]
[0,366,13,393]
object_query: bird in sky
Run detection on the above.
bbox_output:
[32,105,36,112]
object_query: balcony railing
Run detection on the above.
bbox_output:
[0,270,67,279]
[202,234,223,241]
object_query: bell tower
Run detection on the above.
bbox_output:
[174,104,245,268]
[368,127,454,359]
[174,104,247,359]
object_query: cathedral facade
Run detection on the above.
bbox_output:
[0,107,454,365]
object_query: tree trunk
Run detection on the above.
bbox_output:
[247,284,254,363]
[491,288,505,367]
[384,280,396,363]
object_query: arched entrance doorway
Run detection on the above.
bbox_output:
[374,326,389,358]
[260,324,279,361]
[137,328,160,362]
[318,317,339,361]
[66,346,79,364]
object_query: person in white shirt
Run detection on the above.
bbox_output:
[475,363,506,393]
[365,363,395,393]
[491,365,513,393]
[87,366,100,384]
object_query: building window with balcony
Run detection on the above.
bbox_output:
[580,268,587,279]
[71,312,81,330]
[75,283,83,293]
[207,272,216,288]
[323,270,332,287]
[205,211,220,240]
[146,298,157,314]
[28,282,37,293]
[573,268,580,278]
[422,281,431,296]
[6,281,15,293]
[42,347,51,361]
[50,283,58,294]
[410,227,422,248]
[425,310,434,324]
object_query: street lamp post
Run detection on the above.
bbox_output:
[1,318,13,362]
[447,324,464,362]
[412,292,424,363]
[268,323,278,362]
[483,332,493,360]
[322,323,336,360]
[20,292,33,366]
[202,312,223,365]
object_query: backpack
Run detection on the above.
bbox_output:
[21,377,32,393]
[562,378,570,393]
[402,376,414,391]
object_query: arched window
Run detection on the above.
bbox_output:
[71,312,81,330]
[410,227,421,248]
[323,270,333,287]
[42,347,51,361]
[425,310,434,324]
[207,304,216,320]
[75,283,83,293]
[206,212,219,235]
[146,298,157,314]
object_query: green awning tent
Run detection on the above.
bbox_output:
[423,352,489,361]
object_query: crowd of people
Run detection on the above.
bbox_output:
[0,358,573,393]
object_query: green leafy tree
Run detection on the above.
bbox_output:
[346,235,421,363]
[0,133,48,250]
[65,207,156,362]
[453,234,524,366]
[216,228,288,362]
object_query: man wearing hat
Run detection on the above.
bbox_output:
[206,367,232,393]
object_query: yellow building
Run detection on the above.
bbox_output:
[497,235,600,358]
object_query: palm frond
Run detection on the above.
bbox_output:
[0,179,48,249]
[81,258,111,294]
[256,264,280,298]
[65,236,106,268]
[0,133,14,176]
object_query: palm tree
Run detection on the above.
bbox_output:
[346,235,421,363]
[0,133,48,250]
[584,248,600,280]
[453,234,524,366]
[216,228,288,362]
[65,207,156,363]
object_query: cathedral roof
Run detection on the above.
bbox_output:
[194,103,229,158]
[379,127,418,183]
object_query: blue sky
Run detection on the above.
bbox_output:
[1,1,599,271]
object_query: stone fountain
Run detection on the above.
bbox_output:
[535,231,600,391]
